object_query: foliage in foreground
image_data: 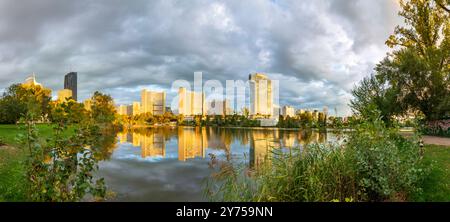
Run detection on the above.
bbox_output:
[19,101,107,202]
[205,117,428,202]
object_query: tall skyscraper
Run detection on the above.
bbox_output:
[117,104,134,116]
[141,89,166,115]
[64,72,77,101]
[178,87,206,116]
[249,73,273,117]
[117,105,129,116]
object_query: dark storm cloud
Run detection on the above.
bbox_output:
[0,0,402,115]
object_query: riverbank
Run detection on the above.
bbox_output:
[205,123,450,202]
[1,124,449,202]
[0,124,75,201]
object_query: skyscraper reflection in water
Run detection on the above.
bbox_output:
[117,130,166,158]
[116,127,329,167]
[178,127,207,161]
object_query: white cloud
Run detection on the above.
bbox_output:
[0,0,403,116]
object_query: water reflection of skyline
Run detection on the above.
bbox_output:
[104,128,334,201]
[116,127,330,166]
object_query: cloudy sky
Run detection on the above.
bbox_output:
[0,0,402,116]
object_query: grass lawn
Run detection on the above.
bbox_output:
[413,144,450,202]
[0,146,27,201]
[0,124,55,146]
[0,124,66,201]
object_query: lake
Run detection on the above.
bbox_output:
[96,127,340,202]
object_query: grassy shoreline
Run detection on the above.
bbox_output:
[1,124,449,202]
[0,124,55,201]
[0,124,76,201]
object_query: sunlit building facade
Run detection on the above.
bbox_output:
[57,89,73,103]
[249,73,273,117]
[178,87,206,116]
[206,99,233,116]
[22,73,43,88]
[118,105,132,116]
[141,90,166,115]
[21,74,52,101]
[281,106,295,118]
[132,102,141,116]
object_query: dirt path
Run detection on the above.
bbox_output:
[400,132,450,147]
[422,136,450,147]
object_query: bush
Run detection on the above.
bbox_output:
[418,119,450,138]
[346,120,425,201]
[205,117,428,202]
[420,126,450,138]
[18,103,107,202]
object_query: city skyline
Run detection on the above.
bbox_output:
[0,0,403,116]
[26,72,330,118]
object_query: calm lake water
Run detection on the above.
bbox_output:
[96,127,339,202]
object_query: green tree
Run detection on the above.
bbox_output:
[435,0,450,13]
[350,74,404,124]
[90,91,117,125]
[177,114,184,125]
[242,107,250,119]
[20,102,106,202]
[0,83,52,123]
[318,112,327,127]
[50,99,89,124]
[299,112,313,127]
[0,85,27,124]
[383,0,450,120]
[194,115,202,126]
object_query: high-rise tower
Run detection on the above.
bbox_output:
[141,89,166,115]
[249,73,273,117]
[64,72,77,101]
